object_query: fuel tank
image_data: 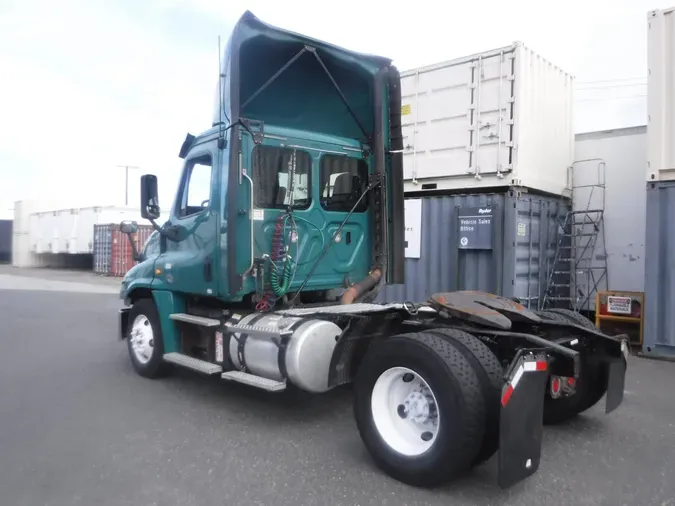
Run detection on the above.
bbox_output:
[228,313,341,393]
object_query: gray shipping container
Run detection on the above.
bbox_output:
[377,189,571,309]
[644,181,675,358]
[0,219,12,264]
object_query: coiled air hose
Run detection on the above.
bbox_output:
[268,213,294,298]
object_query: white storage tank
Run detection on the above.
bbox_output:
[401,42,574,196]
[647,6,675,182]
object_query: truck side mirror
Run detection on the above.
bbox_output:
[119,220,138,234]
[140,174,160,220]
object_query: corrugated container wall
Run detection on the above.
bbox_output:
[376,189,570,308]
[644,181,675,358]
[574,126,647,306]
[647,7,675,182]
[93,224,154,277]
[400,43,574,196]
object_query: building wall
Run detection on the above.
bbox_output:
[574,126,647,301]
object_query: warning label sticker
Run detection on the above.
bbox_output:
[401,104,412,116]
[607,296,632,315]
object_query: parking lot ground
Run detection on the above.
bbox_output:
[1,274,674,506]
[0,265,121,288]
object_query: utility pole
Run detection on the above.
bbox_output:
[117,165,139,206]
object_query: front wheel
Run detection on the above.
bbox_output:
[126,298,167,378]
[353,332,486,487]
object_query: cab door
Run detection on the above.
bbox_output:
[155,142,219,296]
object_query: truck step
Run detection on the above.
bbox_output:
[163,352,223,375]
[221,370,287,392]
[169,313,220,327]
[224,322,291,339]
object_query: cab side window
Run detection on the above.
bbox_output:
[177,154,213,218]
[320,155,368,212]
[252,145,311,209]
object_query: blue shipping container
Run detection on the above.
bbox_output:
[376,189,571,309]
[643,181,675,358]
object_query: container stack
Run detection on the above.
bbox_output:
[644,6,675,359]
[93,224,154,277]
[378,42,575,310]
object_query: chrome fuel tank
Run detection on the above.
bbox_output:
[228,313,341,393]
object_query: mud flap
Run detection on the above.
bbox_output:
[498,351,549,489]
[605,354,627,414]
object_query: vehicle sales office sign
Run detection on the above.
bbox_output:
[458,207,493,250]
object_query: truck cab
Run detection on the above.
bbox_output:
[120,11,405,311]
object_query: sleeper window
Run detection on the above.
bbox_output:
[320,155,368,212]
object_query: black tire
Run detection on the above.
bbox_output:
[538,309,607,423]
[126,298,167,379]
[544,308,596,329]
[353,332,486,487]
[536,310,568,324]
[426,328,502,466]
[547,310,608,413]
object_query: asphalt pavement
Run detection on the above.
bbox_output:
[1,271,674,506]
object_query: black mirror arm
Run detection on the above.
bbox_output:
[146,216,179,242]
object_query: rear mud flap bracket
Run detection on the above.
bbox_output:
[498,350,549,489]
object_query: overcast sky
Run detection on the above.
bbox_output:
[0,0,668,218]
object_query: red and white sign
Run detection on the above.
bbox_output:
[607,296,632,315]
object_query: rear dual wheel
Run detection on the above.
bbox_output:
[353,330,501,487]
[537,309,608,424]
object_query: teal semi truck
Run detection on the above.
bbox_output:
[118,11,628,489]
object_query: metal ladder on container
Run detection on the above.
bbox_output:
[543,160,609,312]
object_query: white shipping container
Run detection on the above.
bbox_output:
[12,199,70,268]
[400,42,575,196]
[30,206,144,256]
[647,7,675,182]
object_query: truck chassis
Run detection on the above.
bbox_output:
[119,290,627,489]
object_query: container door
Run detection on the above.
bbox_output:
[400,49,513,181]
